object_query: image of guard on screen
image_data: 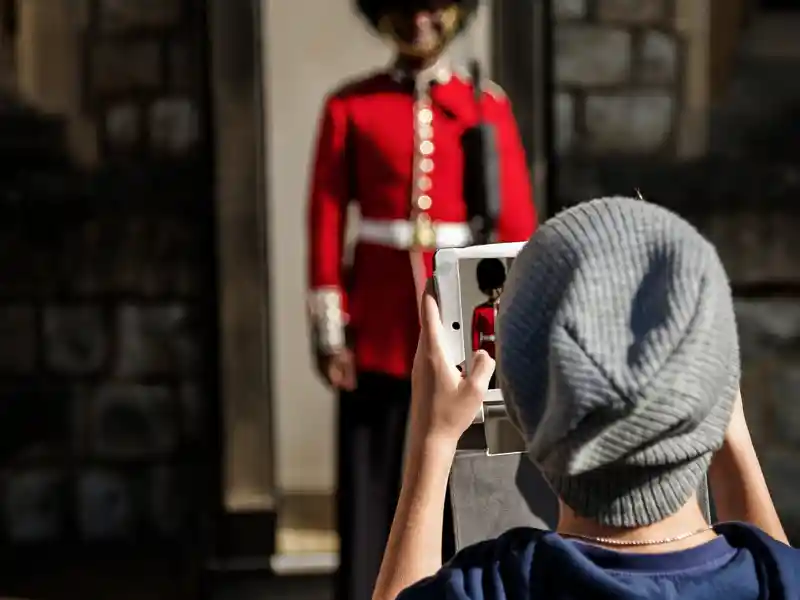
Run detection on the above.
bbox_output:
[471,258,505,387]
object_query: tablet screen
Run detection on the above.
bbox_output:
[459,256,514,389]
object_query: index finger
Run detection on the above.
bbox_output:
[419,277,444,351]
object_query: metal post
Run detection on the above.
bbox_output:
[491,0,556,218]
[531,0,556,217]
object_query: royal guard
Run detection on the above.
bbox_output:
[471,258,506,388]
[306,1,537,598]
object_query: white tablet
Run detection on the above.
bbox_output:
[433,242,526,426]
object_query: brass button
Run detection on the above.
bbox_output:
[417,175,432,191]
[416,194,432,210]
[419,158,434,173]
[419,140,434,155]
[417,108,433,124]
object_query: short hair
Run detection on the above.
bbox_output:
[354,0,480,31]
[476,258,506,295]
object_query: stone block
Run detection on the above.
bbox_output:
[88,384,179,459]
[770,365,800,448]
[734,300,800,360]
[117,304,202,376]
[90,40,161,95]
[556,26,632,86]
[98,0,182,31]
[3,470,66,543]
[597,0,666,24]
[585,93,674,152]
[554,0,588,20]
[76,469,135,540]
[0,305,36,373]
[709,212,800,285]
[105,103,141,149]
[555,92,576,154]
[736,300,800,448]
[149,97,200,155]
[639,30,678,84]
[43,306,108,375]
[761,450,800,531]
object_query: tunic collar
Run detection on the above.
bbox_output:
[388,57,469,89]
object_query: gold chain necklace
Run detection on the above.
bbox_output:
[560,525,715,547]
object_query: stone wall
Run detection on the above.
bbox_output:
[553,0,800,537]
[554,0,681,156]
[0,0,214,551]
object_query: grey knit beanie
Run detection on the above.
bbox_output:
[497,197,740,528]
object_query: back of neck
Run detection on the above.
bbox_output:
[556,496,716,554]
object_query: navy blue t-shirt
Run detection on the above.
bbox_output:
[398,523,800,599]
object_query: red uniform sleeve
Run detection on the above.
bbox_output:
[493,96,538,243]
[307,94,351,353]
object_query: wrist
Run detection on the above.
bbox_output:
[405,433,458,474]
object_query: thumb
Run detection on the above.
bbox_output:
[463,350,495,395]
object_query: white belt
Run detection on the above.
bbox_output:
[479,334,496,343]
[358,218,472,250]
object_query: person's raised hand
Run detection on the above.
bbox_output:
[409,279,495,447]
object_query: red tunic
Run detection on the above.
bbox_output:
[471,300,498,359]
[307,65,536,380]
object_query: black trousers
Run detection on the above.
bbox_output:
[336,371,455,600]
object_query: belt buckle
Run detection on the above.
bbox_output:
[411,213,437,251]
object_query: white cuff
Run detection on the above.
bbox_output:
[308,288,346,353]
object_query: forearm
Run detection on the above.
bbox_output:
[709,428,788,544]
[372,436,456,600]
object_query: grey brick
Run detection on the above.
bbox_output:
[640,30,678,84]
[734,300,800,360]
[43,306,108,375]
[709,212,800,285]
[556,27,632,86]
[554,0,587,20]
[3,471,65,543]
[89,384,179,459]
[585,93,674,152]
[76,469,135,541]
[0,305,36,373]
[149,97,200,154]
[555,93,576,154]
[597,0,666,24]
[105,103,141,149]
[770,365,800,448]
[761,450,800,531]
[98,0,182,31]
[735,300,800,448]
[116,304,202,376]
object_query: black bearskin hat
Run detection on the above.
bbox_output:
[476,258,506,295]
[355,0,480,31]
